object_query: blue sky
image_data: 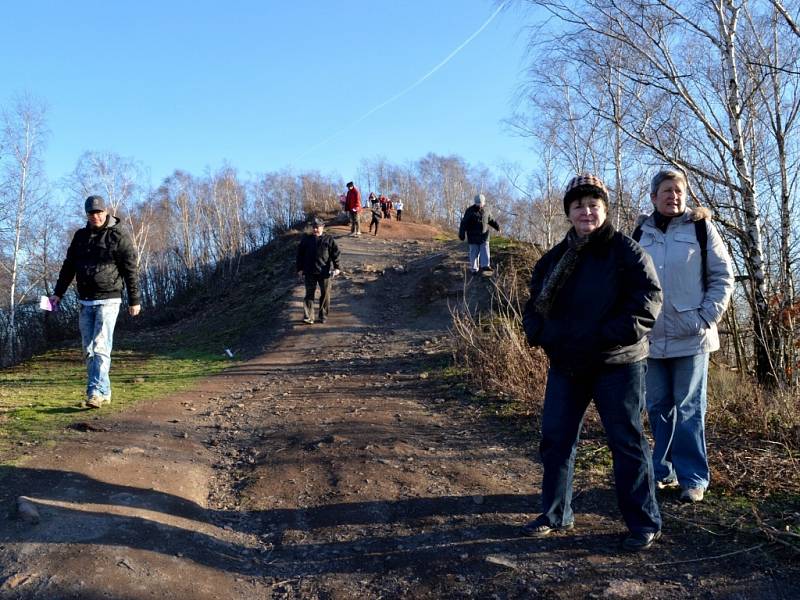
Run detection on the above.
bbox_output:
[1,1,537,187]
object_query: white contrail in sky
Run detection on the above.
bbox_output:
[294,1,510,162]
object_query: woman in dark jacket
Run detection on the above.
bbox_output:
[522,174,663,552]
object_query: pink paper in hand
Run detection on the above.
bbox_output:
[39,296,53,312]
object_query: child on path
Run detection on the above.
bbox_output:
[369,200,382,236]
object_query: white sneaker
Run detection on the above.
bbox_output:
[85,394,104,409]
[680,487,704,503]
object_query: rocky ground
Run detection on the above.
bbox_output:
[0,217,796,599]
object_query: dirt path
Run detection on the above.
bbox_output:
[0,221,796,599]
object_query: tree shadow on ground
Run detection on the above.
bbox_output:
[0,465,644,580]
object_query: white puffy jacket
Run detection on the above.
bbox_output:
[636,209,734,359]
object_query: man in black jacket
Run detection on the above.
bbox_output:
[50,195,141,408]
[296,217,341,324]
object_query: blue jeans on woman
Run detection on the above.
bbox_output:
[646,353,710,490]
[539,360,661,534]
[79,301,121,400]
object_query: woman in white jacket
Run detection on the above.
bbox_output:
[636,169,734,503]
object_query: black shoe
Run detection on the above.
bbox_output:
[622,530,662,552]
[521,516,574,538]
[318,314,327,323]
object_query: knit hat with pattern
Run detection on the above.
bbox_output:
[563,174,609,214]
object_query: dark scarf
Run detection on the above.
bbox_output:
[653,210,678,233]
[534,221,614,317]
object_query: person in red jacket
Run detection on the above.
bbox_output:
[379,194,390,219]
[345,181,361,237]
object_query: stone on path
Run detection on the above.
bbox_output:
[16,496,40,524]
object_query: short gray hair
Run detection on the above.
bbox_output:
[650,169,687,196]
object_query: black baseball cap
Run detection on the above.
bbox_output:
[84,195,107,213]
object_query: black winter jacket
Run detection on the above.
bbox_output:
[522,223,662,370]
[54,216,141,304]
[458,205,499,244]
[296,233,341,278]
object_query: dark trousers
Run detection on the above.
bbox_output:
[349,211,360,234]
[396,210,402,221]
[369,216,380,235]
[304,274,332,320]
[539,360,661,534]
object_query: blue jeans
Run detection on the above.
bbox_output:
[539,360,661,534]
[646,354,710,490]
[468,242,490,271]
[79,303,121,399]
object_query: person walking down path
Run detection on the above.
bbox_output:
[345,182,362,237]
[369,200,383,236]
[296,217,341,324]
[395,198,404,221]
[634,169,734,504]
[522,174,664,552]
[50,195,141,409]
[458,194,500,274]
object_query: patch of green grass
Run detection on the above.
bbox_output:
[575,442,613,473]
[488,236,517,252]
[0,346,227,459]
[441,365,468,380]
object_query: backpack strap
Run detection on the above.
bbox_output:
[695,218,708,292]
[632,224,643,242]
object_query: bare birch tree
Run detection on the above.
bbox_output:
[0,95,49,363]
[522,0,800,384]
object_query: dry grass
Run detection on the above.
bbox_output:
[708,364,800,449]
[707,364,800,502]
[449,245,549,418]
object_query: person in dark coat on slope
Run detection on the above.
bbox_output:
[296,217,341,324]
[368,197,382,236]
[458,194,500,274]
